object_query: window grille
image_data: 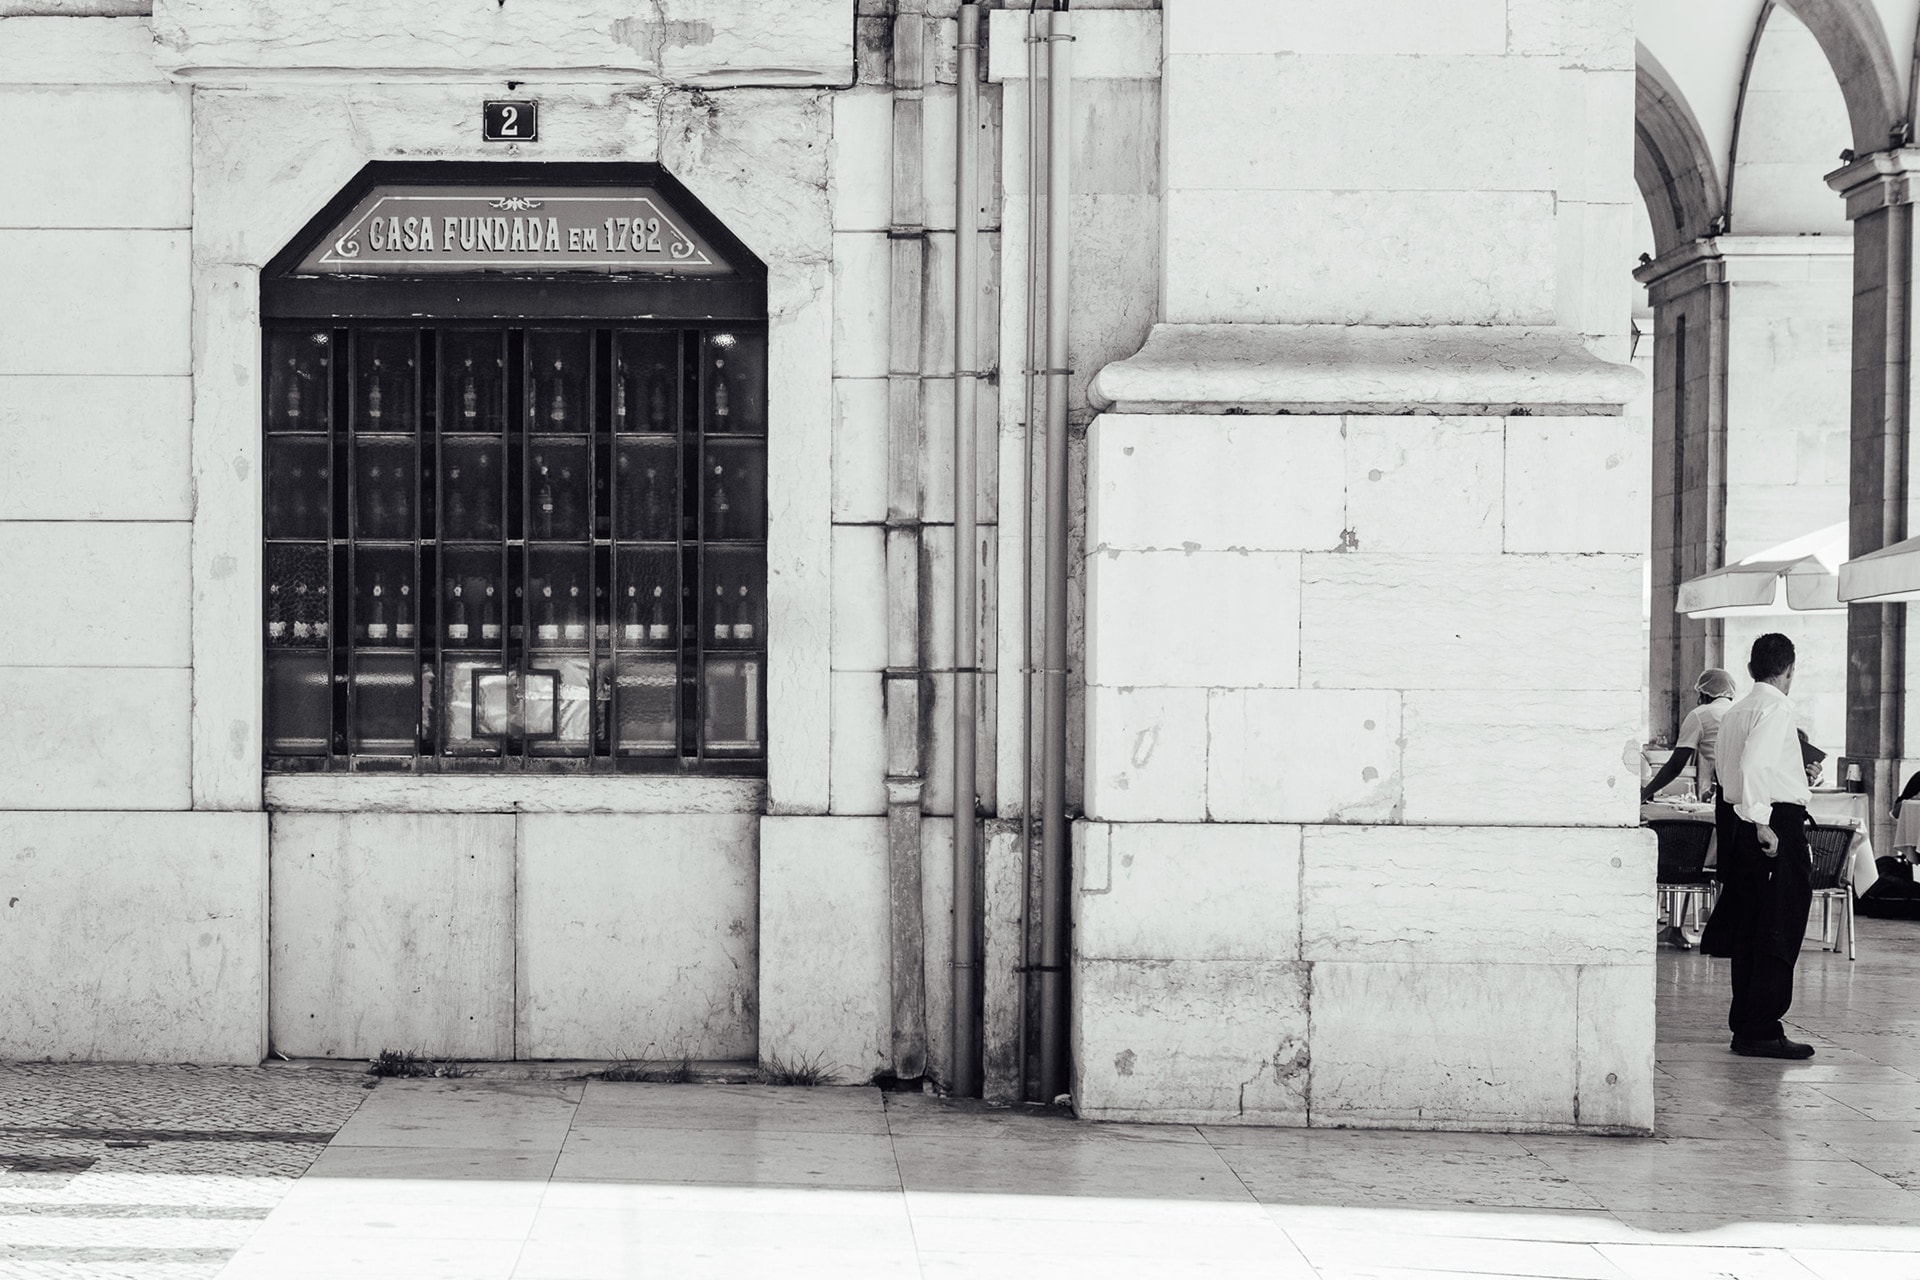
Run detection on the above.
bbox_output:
[262,324,767,773]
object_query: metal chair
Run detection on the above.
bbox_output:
[1806,824,1857,961]
[1650,819,1717,947]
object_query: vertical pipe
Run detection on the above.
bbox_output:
[1036,0,1073,1106]
[1017,0,1048,1106]
[950,0,984,1100]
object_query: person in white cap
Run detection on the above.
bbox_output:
[1642,667,1738,803]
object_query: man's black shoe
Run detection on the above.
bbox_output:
[1730,1037,1815,1059]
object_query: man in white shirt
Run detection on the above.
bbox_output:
[1702,633,1816,1060]
[1642,668,1737,802]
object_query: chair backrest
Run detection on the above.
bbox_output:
[1806,825,1853,890]
[1649,820,1714,884]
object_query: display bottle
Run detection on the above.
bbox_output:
[461,358,479,423]
[649,584,670,643]
[474,450,497,537]
[367,359,385,423]
[647,365,669,430]
[622,585,644,644]
[537,583,559,642]
[390,463,410,536]
[534,456,554,538]
[548,359,567,426]
[614,453,633,532]
[365,573,389,642]
[594,584,610,643]
[445,466,467,537]
[711,355,731,423]
[312,584,330,641]
[563,576,587,643]
[709,464,730,539]
[291,583,311,641]
[285,358,303,424]
[642,465,666,539]
[509,584,524,641]
[711,583,730,643]
[394,581,415,642]
[480,582,502,642]
[555,463,576,534]
[446,581,470,644]
[267,582,288,641]
[613,366,629,424]
[365,464,388,534]
[732,584,755,642]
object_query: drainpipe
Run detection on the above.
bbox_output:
[951,0,984,1099]
[1036,0,1073,1106]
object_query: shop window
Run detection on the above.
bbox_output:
[262,323,767,772]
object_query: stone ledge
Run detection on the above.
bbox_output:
[1088,323,1642,416]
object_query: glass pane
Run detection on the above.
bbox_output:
[354,440,415,540]
[441,658,506,757]
[439,330,507,435]
[615,547,679,651]
[266,329,332,433]
[266,544,329,649]
[614,330,680,433]
[351,654,419,754]
[441,548,505,651]
[614,439,678,542]
[703,546,765,651]
[529,547,592,651]
[266,653,330,755]
[702,439,765,542]
[527,442,590,542]
[702,657,763,757]
[528,656,593,757]
[616,656,678,756]
[353,546,415,647]
[527,330,591,433]
[703,331,764,434]
[441,438,504,541]
[265,438,331,540]
[353,330,417,434]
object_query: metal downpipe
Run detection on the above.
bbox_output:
[950,0,984,1099]
[1036,0,1073,1106]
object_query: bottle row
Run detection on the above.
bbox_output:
[265,439,764,544]
[266,328,767,437]
[265,571,763,651]
[265,651,763,760]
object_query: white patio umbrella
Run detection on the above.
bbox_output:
[1675,521,1847,617]
[1839,531,1920,603]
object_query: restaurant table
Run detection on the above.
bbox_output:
[1639,800,1880,899]
[1896,801,1920,854]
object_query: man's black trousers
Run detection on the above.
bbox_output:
[1712,802,1813,1042]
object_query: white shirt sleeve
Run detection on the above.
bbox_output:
[1735,699,1799,825]
[1676,706,1706,752]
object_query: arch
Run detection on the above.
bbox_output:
[1726,3,1856,233]
[1636,45,1724,255]
[1774,0,1905,151]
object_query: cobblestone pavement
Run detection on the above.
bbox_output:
[0,1064,369,1278]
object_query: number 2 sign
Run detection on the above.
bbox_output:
[483,101,539,143]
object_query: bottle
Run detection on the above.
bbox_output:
[594,585,610,643]
[390,463,410,535]
[613,366,629,423]
[711,583,730,643]
[480,582,502,642]
[509,584,525,641]
[537,583,559,642]
[365,573,389,642]
[647,365,669,430]
[548,359,567,426]
[365,464,387,534]
[563,576,586,642]
[290,583,311,641]
[556,464,576,534]
[709,464,730,539]
[622,585,644,644]
[367,359,384,423]
[649,584,670,643]
[446,465,466,536]
[711,356,731,423]
[394,581,415,642]
[446,581,470,644]
[313,463,329,537]
[474,450,497,537]
[285,357,303,424]
[534,456,554,538]
[642,465,665,539]
[312,584,330,641]
[267,582,288,641]
[461,358,478,422]
[732,584,755,642]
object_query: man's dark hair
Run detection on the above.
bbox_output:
[1748,632,1796,682]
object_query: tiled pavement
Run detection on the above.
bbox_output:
[4,917,1920,1277]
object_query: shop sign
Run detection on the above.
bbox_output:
[294,185,731,275]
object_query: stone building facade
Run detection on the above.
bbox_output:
[1,0,1657,1133]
